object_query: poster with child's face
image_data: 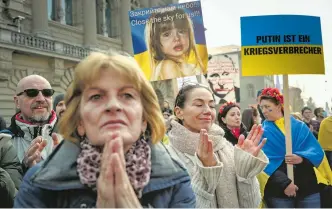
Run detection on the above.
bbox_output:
[129,1,208,81]
[207,53,241,105]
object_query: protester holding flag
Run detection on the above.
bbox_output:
[167,83,268,208]
[257,87,332,208]
[217,102,248,145]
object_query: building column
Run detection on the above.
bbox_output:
[149,0,159,7]
[96,0,108,37]
[120,0,133,54]
[72,0,83,29]
[49,58,65,92]
[0,49,14,126]
[32,0,49,36]
[110,2,120,39]
[57,0,66,24]
[83,0,97,47]
[0,48,13,81]
[140,0,149,8]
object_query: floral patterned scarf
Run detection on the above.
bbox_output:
[76,136,151,198]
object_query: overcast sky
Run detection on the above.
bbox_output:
[179,0,331,107]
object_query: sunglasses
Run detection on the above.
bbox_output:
[16,89,55,97]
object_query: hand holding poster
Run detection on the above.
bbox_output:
[129,1,208,81]
[241,15,326,184]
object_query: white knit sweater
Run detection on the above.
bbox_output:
[167,121,269,208]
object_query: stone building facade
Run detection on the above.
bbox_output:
[0,0,177,124]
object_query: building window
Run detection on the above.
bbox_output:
[48,0,73,25]
[96,0,105,35]
[96,0,120,39]
[64,0,73,25]
[48,0,55,21]
[105,0,111,36]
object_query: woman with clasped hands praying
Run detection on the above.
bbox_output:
[14,52,196,208]
[167,83,269,208]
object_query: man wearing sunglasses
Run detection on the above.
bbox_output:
[0,75,59,172]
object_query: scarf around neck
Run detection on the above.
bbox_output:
[230,128,241,139]
[76,135,152,198]
[168,120,226,155]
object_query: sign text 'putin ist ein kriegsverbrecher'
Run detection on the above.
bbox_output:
[240,15,325,76]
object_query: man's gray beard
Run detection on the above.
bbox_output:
[29,112,51,124]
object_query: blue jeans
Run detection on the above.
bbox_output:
[266,193,321,208]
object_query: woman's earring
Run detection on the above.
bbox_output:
[141,130,147,140]
[77,124,86,140]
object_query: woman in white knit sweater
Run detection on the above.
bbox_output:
[167,83,269,208]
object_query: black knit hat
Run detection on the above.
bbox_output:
[53,93,65,110]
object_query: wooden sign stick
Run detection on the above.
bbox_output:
[283,74,294,181]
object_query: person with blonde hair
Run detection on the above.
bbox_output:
[145,8,204,81]
[14,52,196,208]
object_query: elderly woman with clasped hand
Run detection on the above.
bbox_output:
[14,52,196,208]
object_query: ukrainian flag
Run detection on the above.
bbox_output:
[258,117,332,207]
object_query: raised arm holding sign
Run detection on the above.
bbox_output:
[241,15,332,208]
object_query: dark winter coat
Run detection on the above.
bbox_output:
[14,139,196,208]
[0,133,23,207]
[221,124,248,146]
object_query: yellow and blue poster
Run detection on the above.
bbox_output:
[129,1,208,81]
[241,15,325,76]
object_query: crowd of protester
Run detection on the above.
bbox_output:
[0,52,331,208]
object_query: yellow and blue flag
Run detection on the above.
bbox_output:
[258,117,332,206]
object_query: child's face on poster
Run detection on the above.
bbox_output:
[160,28,189,59]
